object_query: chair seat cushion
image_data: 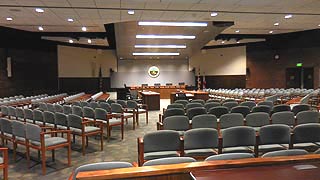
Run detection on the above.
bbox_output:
[84,117,95,121]
[259,144,287,152]
[56,125,68,130]
[70,126,100,133]
[3,133,12,138]
[123,113,134,117]
[222,146,253,153]
[144,151,180,160]
[96,118,122,125]
[26,119,33,123]
[137,109,147,113]
[184,148,217,157]
[31,137,67,147]
[0,157,2,164]
[293,143,319,148]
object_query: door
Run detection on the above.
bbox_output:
[285,67,314,89]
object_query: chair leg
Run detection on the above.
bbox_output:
[82,135,85,156]
[136,113,139,126]
[52,150,55,162]
[73,134,76,143]
[86,136,89,147]
[146,112,148,124]
[100,132,103,151]
[3,167,8,180]
[13,143,17,161]
[121,124,124,140]
[26,145,30,168]
[67,143,71,166]
[42,149,46,175]
[107,127,110,142]
[132,116,135,130]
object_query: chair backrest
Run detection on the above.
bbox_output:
[246,112,270,128]
[191,99,205,105]
[296,111,319,125]
[251,105,271,114]
[54,104,64,113]
[0,118,12,134]
[83,107,95,119]
[15,108,24,119]
[24,109,33,121]
[272,104,291,113]
[72,106,83,117]
[8,106,16,117]
[46,103,55,113]
[174,100,189,108]
[143,130,181,153]
[220,113,244,129]
[73,162,133,180]
[95,108,107,121]
[33,109,44,123]
[292,123,320,144]
[163,115,189,131]
[107,99,116,105]
[205,153,254,161]
[12,120,26,138]
[167,103,184,110]
[208,106,229,118]
[262,149,308,158]
[259,124,291,145]
[63,105,72,115]
[89,102,99,109]
[223,99,237,103]
[186,107,207,120]
[99,102,111,112]
[271,111,295,126]
[127,100,138,109]
[38,102,48,111]
[230,106,250,117]
[163,108,185,119]
[68,114,83,129]
[257,101,274,108]
[192,114,217,129]
[72,101,81,107]
[111,103,123,113]
[291,104,310,115]
[0,106,8,115]
[116,100,127,108]
[206,99,220,104]
[222,102,238,111]
[80,101,90,107]
[43,111,55,125]
[204,102,220,112]
[185,103,203,110]
[240,101,256,110]
[54,112,68,127]
[222,126,255,148]
[26,123,41,142]
[143,157,196,166]
[184,128,218,150]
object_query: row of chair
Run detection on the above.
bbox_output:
[138,123,320,166]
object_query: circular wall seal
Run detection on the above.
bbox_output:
[148,66,160,78]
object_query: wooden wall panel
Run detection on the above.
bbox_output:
[58,77,111,94]
[205,75,246,89]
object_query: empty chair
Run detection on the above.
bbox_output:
[83,107,95,121]
[99,102,111,112]
[272,104,291,114]
[160,108,185,122]
[220,113,244,130]
[163,116,189,136]
[262,149,308,158]
[186,107,207,120]
[24,109,34,123]
[72,162,133,180]
[46,103,55,113]
[185,103,203,110]
[291,104,310,115]
[116,100,127,108]
[107,99,116,105]
[191,99,205,105]
[38,102,48,111]
[0,147,8,180]
[184,128,218,159]
[111,103,136,130]
[72,106,83,117]
[89,102,99,109]
[54,112,69,130]
[221,126,256,154]
[72,101,81,107]
[138,130,181,166]
[15,108,25,122]
[208,106,229,119]
[7,106,16,119]
[80,101,90,107]
[204,102,220,112]
[223,99,237,103]
[166,103,184,110]
[222,102,238,111]
[54,104,64,113]
[206,99,220,104]
[33,109,44,126]
[292,123,320,151]
[240,101,256,110]
[246,112,270,131]
[43,111,55,127]
[0,118,13,146]
[12,120,27,161]
[296,111,319,125]
[205,153,254,161]
[230,106,250,117]
[271,111,295,127]
[174,100,189,108]
[127,100,148,125]
[0,106,8,117]
[63,105,72,115]
[252,105,271,114]
[258,124,291,153]
[192,114,218,129]
[143,157,196,166]
[258,101,274,108]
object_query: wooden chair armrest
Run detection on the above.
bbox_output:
[137,137,144,166]
[138,104,148,109]
[0,147,8,151]
[41,130,71,135]
[157,121,163,130]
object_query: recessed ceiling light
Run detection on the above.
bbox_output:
[221,41,225,44]
[274,22,280,26]
[138,21,207,27]
[236,41,240,44]
[132,52,180,56]
[284,14,293,19]
[136,35,196,39]
[6,17,13,21]
[128,10,135,15]
[67,18,74,22]
[81,26,87,31]
[235,30,240,33]
[69,39,74,43]
[88,39,92,44]
[134,45,187,48]
[210,12,218,17]
[35,8,44,13]
[269,30,274,34]
[38,26,44,31]
[318,24,320,27]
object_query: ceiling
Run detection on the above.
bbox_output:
[0,0,319,58]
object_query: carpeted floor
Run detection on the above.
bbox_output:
[5,99,170,180]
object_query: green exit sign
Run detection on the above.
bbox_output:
[296,63,303,67]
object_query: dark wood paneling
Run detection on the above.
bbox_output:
[205,75,246,89]
[58,77,111,94]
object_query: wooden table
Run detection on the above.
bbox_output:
[131,85,186,99]
[170,90,209,103]
[140,91,160,110]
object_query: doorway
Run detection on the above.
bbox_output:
[285,67,314,89]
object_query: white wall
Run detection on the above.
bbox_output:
[58,45,117,77]
[189,46,246,75]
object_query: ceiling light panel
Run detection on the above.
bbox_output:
[134,45,186,48]
[136,35,196,39]
[132,52,180,56]
[138,21,207,27]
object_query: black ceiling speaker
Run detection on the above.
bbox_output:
[212,21,235,27]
